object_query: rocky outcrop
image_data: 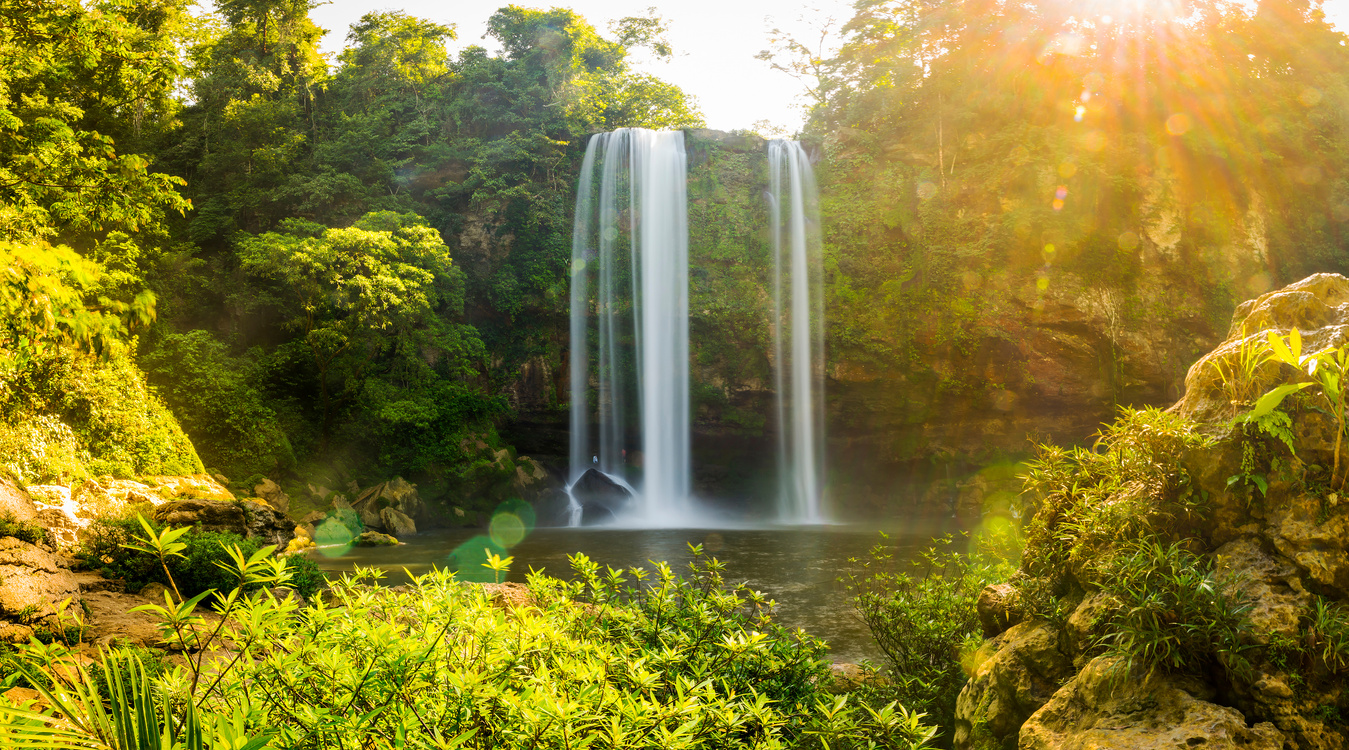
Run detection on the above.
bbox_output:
[569,469,632,524]
[0,537,80,634]
[954,621,1074,749]
[351,477,424,531]
[151,498,294,550]
[253,478,290,513]
[0,480,38,524]
[1020,657,1284,750]
[27,474,234,549]
[956,275,1349,749]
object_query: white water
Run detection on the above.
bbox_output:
[768,140,826,522]
[569,129,690,524]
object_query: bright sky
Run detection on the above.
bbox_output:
[309,0,1349,135]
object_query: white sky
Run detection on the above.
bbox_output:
[308,0,1349,135]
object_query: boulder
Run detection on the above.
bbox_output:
[379,507,417,537]
[954,620,1074,750]
[352,477,425,523]
[253,478,290,513]
[150,498,293,550]
[976,582,1024,637]
[241,500,295,550]
[1175,273,1349,432]
[569,469,632,524]
[1019,656,1284,750]
[533,487,577,527]
[354,531,398,547]
[0,537,80,623]
[152,498,246,532]
[0,480,38,524]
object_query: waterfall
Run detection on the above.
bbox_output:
[768,140,826,523]
[569,128,690,523]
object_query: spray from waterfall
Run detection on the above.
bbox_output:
[568,128,690,524]
[768,140,826,522]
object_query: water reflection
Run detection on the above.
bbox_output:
[310,522,958,663]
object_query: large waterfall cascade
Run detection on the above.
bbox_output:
[768,140,826,523]
[568,129,825,526]
[568,129,691,524]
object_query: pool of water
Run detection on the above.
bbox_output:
[308,522,956,664]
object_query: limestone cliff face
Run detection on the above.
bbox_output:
[829,263,1228,514]
[956,274,1349,750]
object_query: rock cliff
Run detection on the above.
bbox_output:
[957,274,1349,749]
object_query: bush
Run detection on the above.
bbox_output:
[79,514,325,600]
[846,534,1013,746]
[2,548,938,750]
[1096,539,1253,682]
[0,512,48,546]
[0,344,202,484]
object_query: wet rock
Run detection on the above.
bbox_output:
[241,501,295,549]
[954,620,1074,750]
[355,531,399,547]
[1019,656,1284,750]
[533,487,576,527]
[0,537,80,623]
[569,469,632,524]
[379,508,417,537]
[976,582,1024,637]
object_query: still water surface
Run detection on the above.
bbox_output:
[309,524,951,664]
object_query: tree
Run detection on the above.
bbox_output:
[239,211,479,450]
[0,0,190,244]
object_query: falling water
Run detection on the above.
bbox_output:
[768,140,826,522]
[569,128,690,524]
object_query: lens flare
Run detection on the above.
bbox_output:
[314,518,354,558]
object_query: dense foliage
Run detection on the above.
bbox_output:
[1,538,937,749]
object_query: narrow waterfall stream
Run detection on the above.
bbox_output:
[568,128,690,524]
[768,140,826,523]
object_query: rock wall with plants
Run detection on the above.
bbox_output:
[956,274,1349,749]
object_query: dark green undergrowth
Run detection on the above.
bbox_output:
[78,514,324,600]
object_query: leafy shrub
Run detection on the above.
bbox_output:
[845,534,1013,745]
[0,512,49,546]
[1012,407,1260,684]
[79,515,325,600]
[1096,539,1253,682]
[1018,407,1211,593]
